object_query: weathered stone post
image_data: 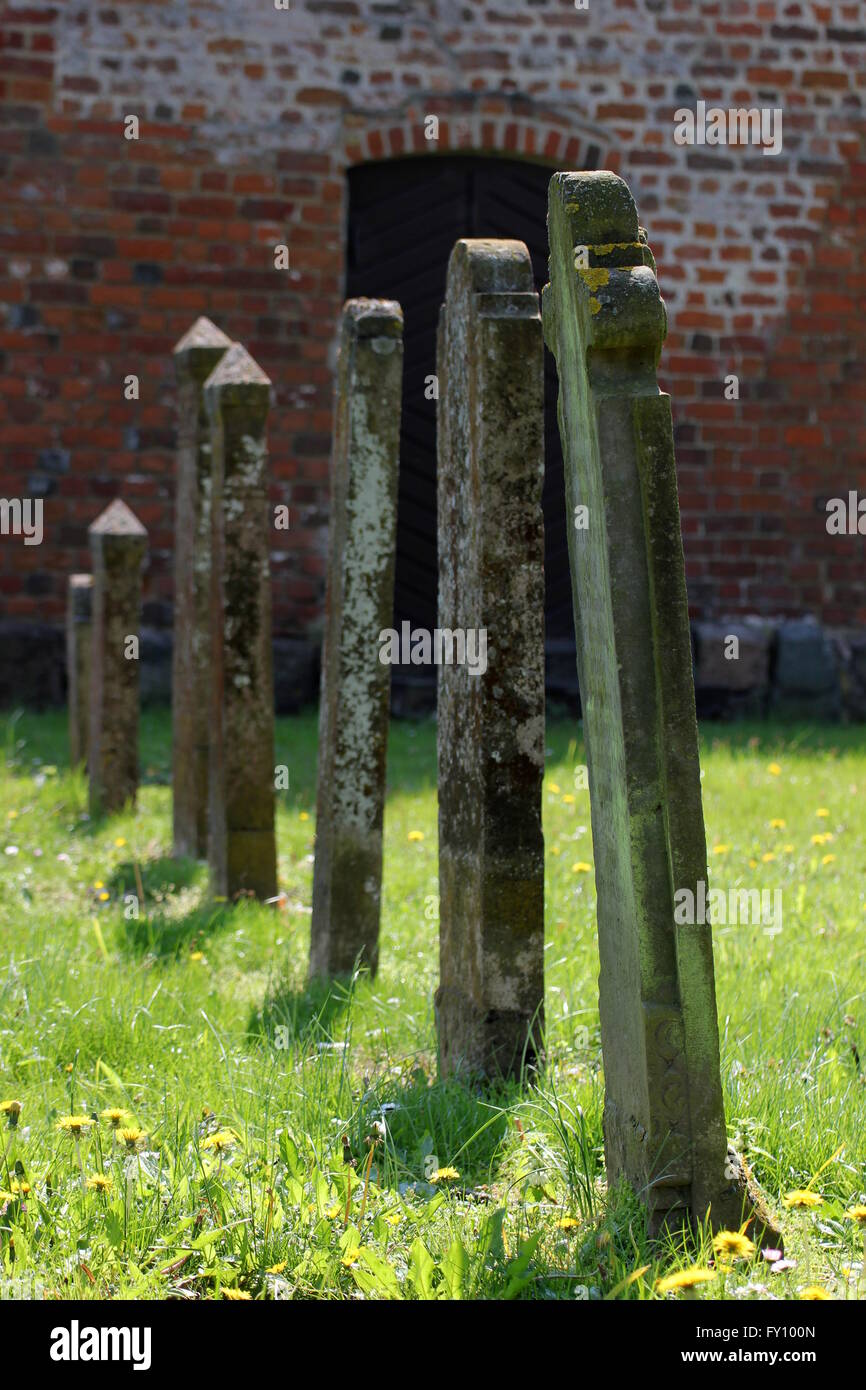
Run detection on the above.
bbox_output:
[435,240,545,1080]
[172,316,231,858]
[542,170,780,1241]
[204,342,277,901]
[67,573,93,767]
[309,299,403,980]
[87,500,148,816]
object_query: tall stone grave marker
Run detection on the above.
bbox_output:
[542,170,776,1237]
[204,342,277,901]
[309,299,403,980]
[87,500,148,816]
[435,239,545,1080]
[67,573,93,767]
[172,316,231,858]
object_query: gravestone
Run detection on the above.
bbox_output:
[542,170,778,1239]
[87,500,148,816]
[171,316,231,858]
[204,342,277,901]
[66,573,93,767]
[435,239,545,1080]
[309,299,403,980]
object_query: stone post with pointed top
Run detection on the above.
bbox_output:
[67,573,93,767]
[87,500,148,816]
[309,298,403,981]
[172,317,232,858]
[435,239,546,1081]
[204,342,277,901]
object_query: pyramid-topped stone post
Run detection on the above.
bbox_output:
[87,499,148,816]
[204,342,277,901]
[542,169,781,1244]
[309,298,403,980]
[435,239,546,1080]
[172,316,231,858]
[67,573,93,767]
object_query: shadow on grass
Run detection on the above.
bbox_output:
[107,854,234,959]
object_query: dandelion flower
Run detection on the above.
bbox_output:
[265,1261,287,1274]
[548,782,561,795]
[407,830,424,842]
[656,1266,715,1293]
[712,1231,756,1260]
[190,951,205,962]
[118,1127,148,1151]
[202,1129,238,1153]
[761,853,776,863]
[222,1288,252,1300]
[383,1212,402,1227]
[100,1107,131,1129]
[712,844,731,856]
[571,862,591,874]
[783,1190,823,1210]
[769,819,786,829]
[799,1286,830,1301]
[97,891,110,902]
[783,844,794,853]
[821,854,836,866]
[57,1115,94,1137]
[556,1216,580,1231]
[549,846,561,856]
[298,812,309,822]
[429,1166,460,1184]
[844,1205,866,1225]
[767,763,781,776]
[86,1174,113,1193]
[10,1180,31,1196]
[815,809,829,819]
[114,837,126,847]
[561,794,575,805]
[0,1099,22,1119]
[341,1248,360,1267]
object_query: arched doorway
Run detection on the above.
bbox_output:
[346,154,589,710]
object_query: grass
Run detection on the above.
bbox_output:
[0,707,865,1301]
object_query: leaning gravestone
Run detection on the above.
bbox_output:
[66,573,93,767]
[171,316,231,858]
[309,299,403,980]
[543,170,778,1239]
[204,342,277,901]
[87,500,148,816]
[435,239,545,1080]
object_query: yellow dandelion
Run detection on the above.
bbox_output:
[7,810,17,820]
[811,832,832,845]
[550,845,561,856]
[571,861,592,874]
[97,891,110,901]
[767,763,781,776]
[190,951,205,962]
[325,1203,341,1220]
[298,811,309,822]
[815,809,829,819]
[429,1166,460,1184]
[548,782,561,794]
[800,1286,830,1300]
[118,1127,148,1151]
[100,1107,131,1128]
[712,844,731,856]
[748,858,758,869]
[844,1205,866,1225]
[821,854,836,866]
[656,1266,715,1293]
[769,819,786,829]
[341,1248,361,1267]
[556,1216,580,1230]
[761,852,776,863]
[86,1174,113,1193]
[712,1230,755,1260]
[57,1115,94,1137]
[222,1288,252,1300]
[10,1180,31,1196]
[265,1261,287,1274]
[561,793,575,805]
[784,1190,823,1210]
[202,1129,238,1153]
[407,830,424,842]
[114,837,126,847]
[0,1100,22,1117]
[783,844,794,853]
[383,1212,402,1227]
[93,880,104,889]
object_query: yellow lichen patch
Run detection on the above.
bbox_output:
[578,267,611,292]
[589,298,602,315]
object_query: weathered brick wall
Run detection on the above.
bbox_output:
[1,0,864,644]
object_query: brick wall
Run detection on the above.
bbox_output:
[1,0,864,645]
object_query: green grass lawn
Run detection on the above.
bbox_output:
[1,708,864,1301]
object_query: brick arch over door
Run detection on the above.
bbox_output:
[345,150,602,704]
